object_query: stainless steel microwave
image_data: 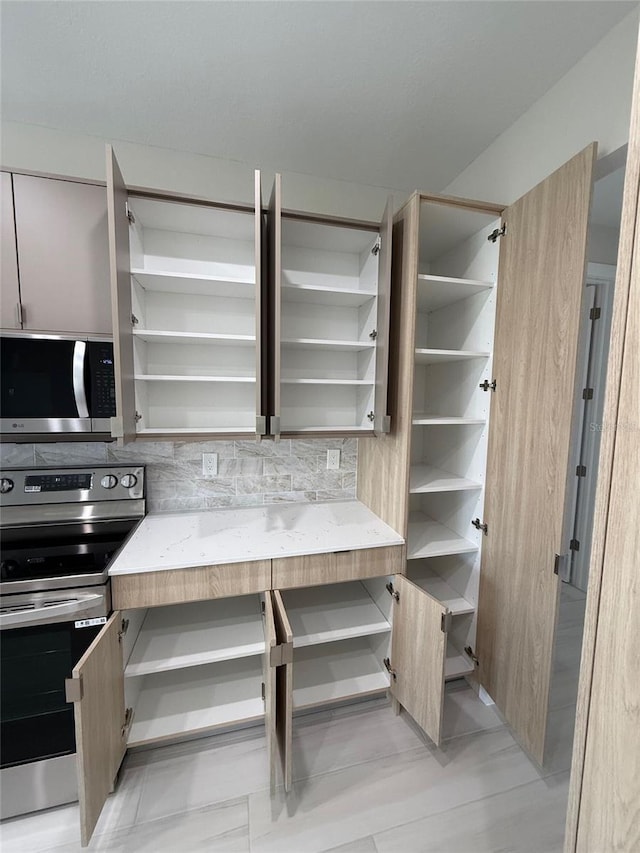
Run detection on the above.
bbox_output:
[1,334,116,438]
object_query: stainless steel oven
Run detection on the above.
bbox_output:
[0,333,116,438]
[0,465,145,819]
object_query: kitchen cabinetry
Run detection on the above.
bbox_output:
[8,173,111,335]
[0,173,21,329]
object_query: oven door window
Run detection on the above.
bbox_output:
[0,622,100,767]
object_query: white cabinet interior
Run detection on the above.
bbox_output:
[0,173,20,329]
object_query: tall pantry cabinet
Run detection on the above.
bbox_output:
[358,143,597,763]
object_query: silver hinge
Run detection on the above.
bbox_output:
[554,553,570,581]
[270,642,293,667]
[371,236,381,256]
[385,581,399,602]
[583,388,594,401]
[576,464,587,477]
[441,611,452,633]
[256,415,267,436]
[479,379,497,392]
[369,329,378,340]
[383,657,397,680]
[487,224,507,243]
[464,646,479,666]
[134,411,142,423]
[126,203,136,225]
[65,675,83,703]
[590,306,601,321]
[118,618,130,642]
[367,411,375,422]
[131,313,139,325]
[380,414,391,434]
[570,539,580,552]
[261,682,265,701]
[15,302,24,327]
[269,415,281,437]
[121,707,134,739]
[472,517,488,535]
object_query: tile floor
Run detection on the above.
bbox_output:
[0,681,574,853]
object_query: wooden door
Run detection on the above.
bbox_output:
[106,145,137,444]
[388,574,447,746]
[271,590,293,791]
[262,591,278,791]
[1,172,21,329]
[267,174,282,438]
[255,170,268,437]
[12,174,111,334]
[476,143,597,764]
[374,196,393,434]
[65,612,130,847]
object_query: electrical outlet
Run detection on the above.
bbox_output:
[202,452,218,477]
[326,449,341,470]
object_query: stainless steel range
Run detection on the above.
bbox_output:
[0,465,145,819]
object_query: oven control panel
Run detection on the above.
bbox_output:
[0,466,145,506]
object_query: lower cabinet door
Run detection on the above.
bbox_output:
[262,591,278,791]
[65,612,131,847]
[271,590,293,792]
[387,575,448,747]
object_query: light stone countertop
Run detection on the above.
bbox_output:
[108,500,404,575]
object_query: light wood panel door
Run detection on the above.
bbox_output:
[0,172,21,329]
[267,174,282,437]
[262,591,278,792]
[387,574,447,746]
[106,145,137,444]
[12,174,111,334]
[65,612,130,847]
[374,196,393,434]
[272,590,293,791]
[476,143,597,764]
[272,546,405,590]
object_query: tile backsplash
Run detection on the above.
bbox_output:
[1,438,357,513]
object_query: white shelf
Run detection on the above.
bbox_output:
[127,657,265,747]
[414,348,490,365]
[417,274,493,312]
[281,378,373,386]
[135,374,255,383]
[281,337,376,353]
[407,512,478,560]
[412,414,486,426]
[281,582,390,649]
[282,283,376,307]
[411,570,475,616]
[293,638,390,710]
[280,424,374,434]
[445,642,475,680]
[131,269,255,299]
[409,464,482,494]
[133,330,256,346]
[125,598,266,678]
[136,426,256,436]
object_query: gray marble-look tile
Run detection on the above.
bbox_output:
[206,495,264,508]
[315,489,357,501]
[173,440,236,461]
[263,491,316,504]
[292,438,357,454]
[34,441,108,465]
[216,457,264,476]
[441,684,504,740]
[107,441,174,464]
[236,439,292,458]
[0,443,35,467]
[192,477,237,497]
[150,496,206,513]
[293,470,343,491]
[342,471,357,491]
[374,772,570,853]
[264,455,318,476]
[235,474,292,494]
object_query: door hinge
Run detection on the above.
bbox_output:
[589,306,601,321]
[385,581,399,602]
[576,464,587,477]
[126,203,136,225]
[472,518,488,535]
[270,642,293,667]
[117,618,129,642]
[15,302,24,327]
[441,611,452,633]
[65,675,83,703]
[371,236,381,256]
[570,539,580,552]
[487,224,506,243]
[134,411,142,423]
[369,329,378,340]
[583,388,594,400]
[256,415,267,436]
[367,411,375,422]
[261,682,265,701]
[464,646,479,666]
[479,379,497,392]
[131,313,139,325]
[269,415,281,437]
[121,707,134,739]
[554,553,570,580]
[383,657,397,680]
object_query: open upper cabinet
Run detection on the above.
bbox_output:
[106,149,392,442]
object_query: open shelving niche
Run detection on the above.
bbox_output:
[127,196,259,435]
[407,201,501,682]
[279,217,381,432]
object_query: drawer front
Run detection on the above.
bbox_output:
[272,545,405,590]
[111,560,271,609]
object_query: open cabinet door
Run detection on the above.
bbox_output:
[262,592,278,790]
[271,590,293,791]
[476,143,597,764]
[106,145,136,445]
[267,175,282,438]
[255,170,268,438]
[388,575,447,746]
[374,196,393,434]
[65,612,130,847]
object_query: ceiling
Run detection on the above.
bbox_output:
[1,1,636,193]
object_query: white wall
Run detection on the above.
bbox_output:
[444,10,639,205]
[588,224,622,266]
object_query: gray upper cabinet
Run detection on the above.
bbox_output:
[1,172,21,329]
[12,174,112,335]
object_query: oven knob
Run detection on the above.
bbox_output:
[100,474,118,490]
[120,474,138,489]
[0,478,14,494]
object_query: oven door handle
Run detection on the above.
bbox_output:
[0,593,104,629]
[72,340,90,419]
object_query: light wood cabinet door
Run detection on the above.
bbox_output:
[272,590,293,792]
[267,174,282,437]
[373,196,393,434]
[1,172,21,329]
[387,574,447,746]
[272,545,404,590]
[65,612,130,847]
[12,174,111,334]
[476,143,597,764]
[262,591,279,791]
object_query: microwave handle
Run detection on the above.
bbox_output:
[72,341,90,418]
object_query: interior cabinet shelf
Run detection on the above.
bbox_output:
[445,642,475,680]
[281,378,373,386]
[125,598,266,678]
[136,426,256,436]
[281,337,376,352]
[412,414,486,426]
[417,274,493,311]
[292,638,390,710]
[414,348,490,364]
[134,374,256,383]
[411,570,475,616]
[409,464,482,494]
[281,582,390,649]
[407,512,478,560]
[281,284,376,307]
[131,269,255,299]
[133,330,256,346]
